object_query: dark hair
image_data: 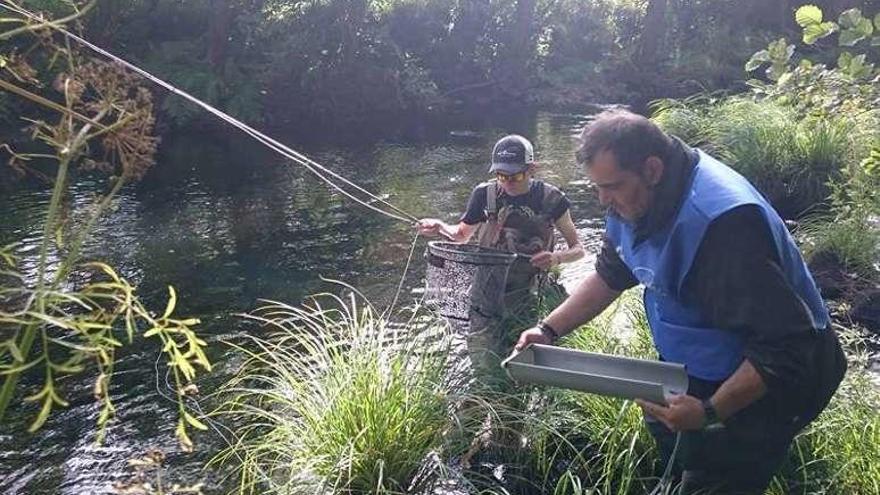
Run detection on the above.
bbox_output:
[576,109,674,173]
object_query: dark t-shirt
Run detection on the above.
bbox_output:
[460,180,571,225]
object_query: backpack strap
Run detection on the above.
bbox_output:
[477,180,503,248]
[486,180,498,219]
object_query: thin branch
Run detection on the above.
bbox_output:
[0,0,99,41]
[0,78,108,131]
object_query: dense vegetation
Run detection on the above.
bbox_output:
[4,0,873,141]
[2,1,879,494]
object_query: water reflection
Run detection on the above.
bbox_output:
[0,112,602,494]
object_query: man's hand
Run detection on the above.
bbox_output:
[530,251,556,270]
[636,394,706,432]
[515,327,553,351]
[416,218,448,238]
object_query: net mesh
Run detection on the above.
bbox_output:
[424,241,517,322]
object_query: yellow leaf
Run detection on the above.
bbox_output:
[184,411,209,431]
[28,396,53,432]
[176,419,194,452]
[84,262,120,282]
[143,327,162,338]
[162,286,177,319]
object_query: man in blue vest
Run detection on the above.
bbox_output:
[515,110,846,493]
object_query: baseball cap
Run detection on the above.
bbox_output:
[489,134,534,174]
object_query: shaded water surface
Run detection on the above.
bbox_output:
[0,112,604,494]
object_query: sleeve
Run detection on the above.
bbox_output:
[683,205,820,399]
[547,191,572,222]
[459,184,488,225]
[595,236,639,291]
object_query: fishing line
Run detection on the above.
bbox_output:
[0,1,420,226]
[383,231,421,320]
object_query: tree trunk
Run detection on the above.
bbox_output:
[638,0,668,65]
[497,0,536,97]
[207,0,238,70]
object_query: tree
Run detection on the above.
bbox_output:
[638,0,668,65]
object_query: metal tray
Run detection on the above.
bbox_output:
[501,344,688,405]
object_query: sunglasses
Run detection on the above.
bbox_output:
[495,171,527,183]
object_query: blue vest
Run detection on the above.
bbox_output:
[605,151,829,381]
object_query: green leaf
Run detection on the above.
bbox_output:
[6,342,23,362]
[162,286,177,319]
[143,327,163,338]
[184,411,209,431]
[860,17,875,36]
[28,395,53,432]
[50,362,85,374]
[839,28,866,46]
[176,418,194,452]
[803,22,837,44]
[839,8,863,29]
[745,50,770,71]
[875,13,880,30]
[766,64,787,82]
[795,5,823,26]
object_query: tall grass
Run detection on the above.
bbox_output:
[496,293,880,494]
[470,293,663,494]
[652,97,875,218]
[212,293,469,494]
[552,294,660,494]
[799,214,880,283]
[210,286,880,494]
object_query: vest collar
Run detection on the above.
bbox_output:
[631,136,699,244]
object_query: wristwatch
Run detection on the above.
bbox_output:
[701,398,724,431]
[536,320,559,342]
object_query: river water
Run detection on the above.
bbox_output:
[0,111,605,494]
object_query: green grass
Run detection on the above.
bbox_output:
[468,292,663,494]
[799,213,880,283]
[551,294,661,494]
[491,293,880,495]
[211,293,468,494]
[211,285,880,494]
[652,97,876,218]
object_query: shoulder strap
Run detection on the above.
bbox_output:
[486,180,498,217]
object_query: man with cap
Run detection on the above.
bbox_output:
[515,110,846,493]
[418,134,585,300]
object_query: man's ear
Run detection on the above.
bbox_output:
[643,156,664,187]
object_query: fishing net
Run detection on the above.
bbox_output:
[424,241,517,323]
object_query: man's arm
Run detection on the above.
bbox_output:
[638,359,767,431]
[639,205,820,430]
[416,219,478,243]
[531,210,585,269]
[515,271,620,349]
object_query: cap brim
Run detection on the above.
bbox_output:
[489,162,528,174]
